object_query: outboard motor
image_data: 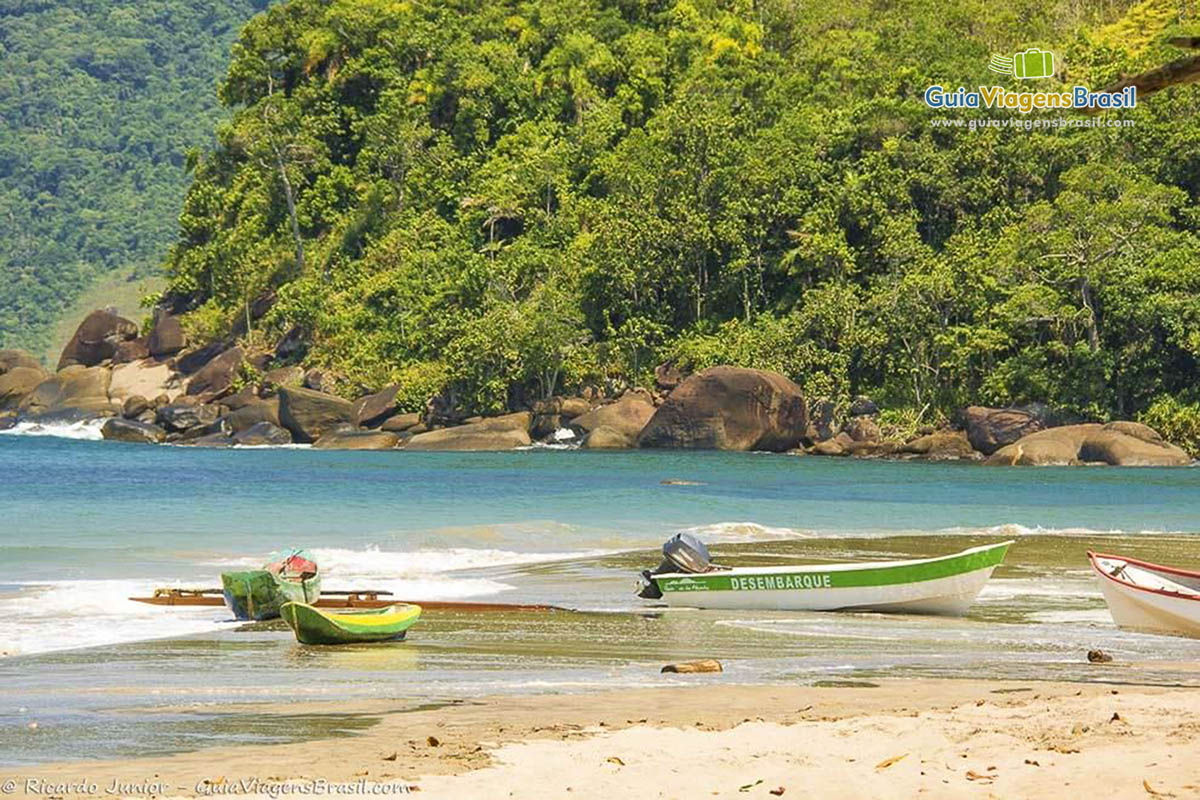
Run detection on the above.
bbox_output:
[636,533,715,599]
[662,532,713,573]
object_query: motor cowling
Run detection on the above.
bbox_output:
[662,532,712,573]
[636,533,715,599]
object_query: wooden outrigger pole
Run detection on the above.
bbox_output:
[129,587,565,612]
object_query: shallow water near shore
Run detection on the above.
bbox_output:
[2,433,1200,765]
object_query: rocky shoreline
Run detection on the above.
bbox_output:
[0,308,1192,467]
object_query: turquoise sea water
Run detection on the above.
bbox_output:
[2,430,1200,764]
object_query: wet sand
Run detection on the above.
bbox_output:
[10,678,1200,798]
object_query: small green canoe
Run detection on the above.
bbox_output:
[281,602,422,645]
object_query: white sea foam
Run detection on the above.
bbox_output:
[1026,608,1114,625]
[310,545,608,574]
[229,443,312,449]
[0,418,105,440]
[939,523,1193,538]
[519,440,578,450]
[977,578,1100,601]
[212,545,605,574]
[0,545,616,656]
[0,579,227,657]
[677,521,816,543]
[208,545,615,603]
[0,545,593,656]
[678,521,1196,542]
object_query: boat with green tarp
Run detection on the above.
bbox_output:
[281,602,422,645]
[221,548,321,621]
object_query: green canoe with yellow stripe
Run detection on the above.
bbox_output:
[281,602,422,645]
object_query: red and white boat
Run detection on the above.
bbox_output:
[1088,552,1200,638]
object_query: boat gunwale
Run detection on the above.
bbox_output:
[653,540,1014,580]
[283,601,421,628]
[1088,551,1200,603]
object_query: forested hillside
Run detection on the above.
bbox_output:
[0,0,269,357]
[157,0,1200,430]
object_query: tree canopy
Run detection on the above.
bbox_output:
[0,0,269,357]
[73,0,1200,431]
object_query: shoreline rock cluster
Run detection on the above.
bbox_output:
[0,309,1191,467]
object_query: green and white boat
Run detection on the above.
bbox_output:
[222,548,321,621]
[281,602,422,645]
[638,536,1012,616]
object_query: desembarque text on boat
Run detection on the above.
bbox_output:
[662,573,835,592]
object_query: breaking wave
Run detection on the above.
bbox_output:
[0,418,105,440]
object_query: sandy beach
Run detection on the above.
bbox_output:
[9,678,1200,799]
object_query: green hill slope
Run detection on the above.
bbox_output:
[154,0,1200,428]
[0,0,269,359]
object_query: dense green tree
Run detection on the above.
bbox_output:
[114,0,1200,433]
[0,0,270,356]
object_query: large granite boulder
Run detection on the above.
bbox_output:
[654,362,684,392]
[844,439,899,458]
[226,397,281,433]
[559,397,592,419]
[101,418,166,444]
[805,399,838,442]
[147,311,186,358]
[112,337,150,364]
[173,342,226,375]
[109,360,183,405]
[530,413,565,440]
[262,365,304,392]
[178,431,234,448]
[844,415,881,443]
[0,366,48,410]
[898,430,978,460]
[353,385,401,428]
[810,438,850,456]
[581,426,633,449]
[232,421,293,446]
[1103,421,1164,444]
[278,386,356,443]
[19,366,115,419]
[964,406,1045,455]
[302,368,328,392]
[405,412,532,451]
[985,423,1190,467]
[57,310,139,369]
[380,412,422,432]
[530,397,594,440]
[533,396,593,419]
[0,349,42,374]
[637,366,807,451]
[312,430,400,450]
[572,394,656,442]
[156,402,220,433]
[226,386,267,409]
[186,347,243,400]
[122,395,151,419]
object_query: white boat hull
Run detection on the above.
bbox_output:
[1091,555,1200,638]
[659,568,999,614]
